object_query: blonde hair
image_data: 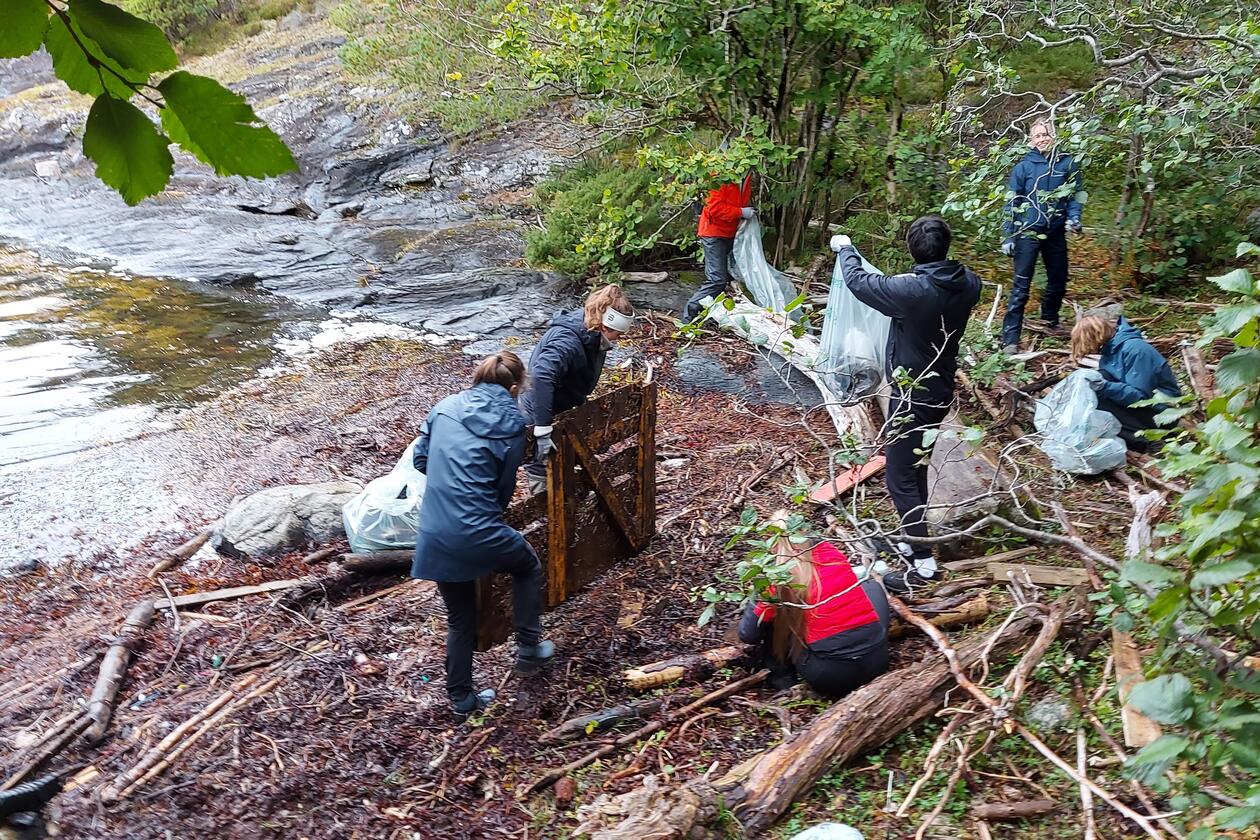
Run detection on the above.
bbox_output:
[1030,116,1055,135]
[472,350,526,391]
[1071,315,1117,361]
[765,510,814,664]
[583,284,634,330]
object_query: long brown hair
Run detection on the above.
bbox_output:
[583,284,634,330]
[472,350,526,392]
[1070,315,1117,362]
[770,536,817,665]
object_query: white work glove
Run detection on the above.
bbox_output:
[829,234,851,252]
[1078,369,1104,392]
[1068,219,1083,234]
[1001,241,1015,257]
[740,207,756,219]
[534,427,555,459]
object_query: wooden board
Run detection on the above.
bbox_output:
[154,578,309,610]
[1113,627,1163,748]
[988,563,1089,587]
[809,456,885,504]
[942,546,1038,573]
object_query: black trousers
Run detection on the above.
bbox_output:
[1002,227,1069,346]
[683,236,734,321]
[884,395,950,559]
[435,549,543,709]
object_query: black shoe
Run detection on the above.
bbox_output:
[768,668,800,691]
[452,688,496,722]
[883,568,941,595]
[516,640,555,675]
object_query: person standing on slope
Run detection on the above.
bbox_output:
[1000,117,1084,353]
[681,173,754,321]
[831,216,981,594]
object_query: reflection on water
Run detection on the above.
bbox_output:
[0,246,317,468]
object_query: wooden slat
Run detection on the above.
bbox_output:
[942,546,1038,573]
[569,429,642,550]
[1113,627,1163,748]
[545,429,575,608]
[638,381,657,545]
[154,579,309,610]
[988,563,1089,587]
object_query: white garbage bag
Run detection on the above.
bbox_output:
[1034,371,1128,474]
[731,216,796,311]
[342,438,428,553]
[819,245,891,400]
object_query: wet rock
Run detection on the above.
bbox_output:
[216,480,362,558]
[553,776,578,806]
[1026,695,1074,733]
[927,413,1011,527]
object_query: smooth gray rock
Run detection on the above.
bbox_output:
[216,480,362,558]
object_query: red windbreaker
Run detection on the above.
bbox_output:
[697,175,752,239]
[753,542,880,645]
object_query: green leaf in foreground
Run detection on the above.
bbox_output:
[1125,734,1191,785]
[83,95,174,205]
[0,0,49,58]
[158,72,297,178]
[1128,674,1196,725]
[44,14,147,99]
[1215,348,1260,393]
[68,0,177,74]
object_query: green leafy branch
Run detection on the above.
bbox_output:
[1,0,296,204]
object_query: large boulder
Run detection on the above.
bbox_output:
[216,480,362,559]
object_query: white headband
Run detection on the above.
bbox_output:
[602,308,634,332]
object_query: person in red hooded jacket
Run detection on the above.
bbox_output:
[682,174,753,321]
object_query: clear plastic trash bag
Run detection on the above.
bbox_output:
[731,216,796,311]
[818,245,891,400]
[343,437,428,552]
[1033,371,1128,474]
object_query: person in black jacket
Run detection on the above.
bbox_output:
[519,285,636,494]
[830,216,981,594]
[411,351,555,721]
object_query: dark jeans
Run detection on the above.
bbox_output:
[682,236,734,321]
[1002,227,1069,346]
[884,395,950,559]
[435,549,543,709]
[1097,395,1160,453]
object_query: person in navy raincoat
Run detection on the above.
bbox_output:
[1071,314,1182,452]
[519,285,635,494]
[1000,117,1084,352]
[410,351,554,720]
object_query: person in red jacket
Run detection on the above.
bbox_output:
[682,174,754,321]
[738,534,890,696]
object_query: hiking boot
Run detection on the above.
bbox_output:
[516,640,555,675]
[1027,318,1066,338]
[452,688,496,722]
[1002,343,1021,356]
[883,567,941,596]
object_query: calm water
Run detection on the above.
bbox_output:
[0,245,319,470]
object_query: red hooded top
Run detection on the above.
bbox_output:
[752,542,880,644]
[697,175,752,239]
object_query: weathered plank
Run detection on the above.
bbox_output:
[1113,627,1162,748]
[569,429,641,549]
[154,579,310,610]
[988,563,1090,587]
[638,382,658,544]
[942,546,1038,573]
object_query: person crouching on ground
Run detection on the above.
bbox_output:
[520,285,635,495]
[831,216,981,594]
[1071,314,1182,452]
[410,351,555,721]
[738,525,890,697]
[681,173,754,322]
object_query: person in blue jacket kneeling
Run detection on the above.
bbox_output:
[411,351,555,721]
[1071,314,1182,452]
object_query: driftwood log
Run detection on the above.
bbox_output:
[577,597,1083,837]
[888,593,990,640]
[624,646,747,691]
[85,599,156,743]
[148,527,215,577]
[280,551,415,608]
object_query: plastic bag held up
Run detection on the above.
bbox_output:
[342,437,428,552]
[1033,371,1127,474]
[731,216,796,311]
[819,241,891,400]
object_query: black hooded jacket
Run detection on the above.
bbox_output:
[837,247,982,405]
[519,309,608,427]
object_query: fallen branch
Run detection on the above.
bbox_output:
[888,593,990,640]
[525,670,769,796]
[85,599,157,742]
[0,714,89,792]
[148,527,216,577]
[154,579,309,610]
[540,698,668,744]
